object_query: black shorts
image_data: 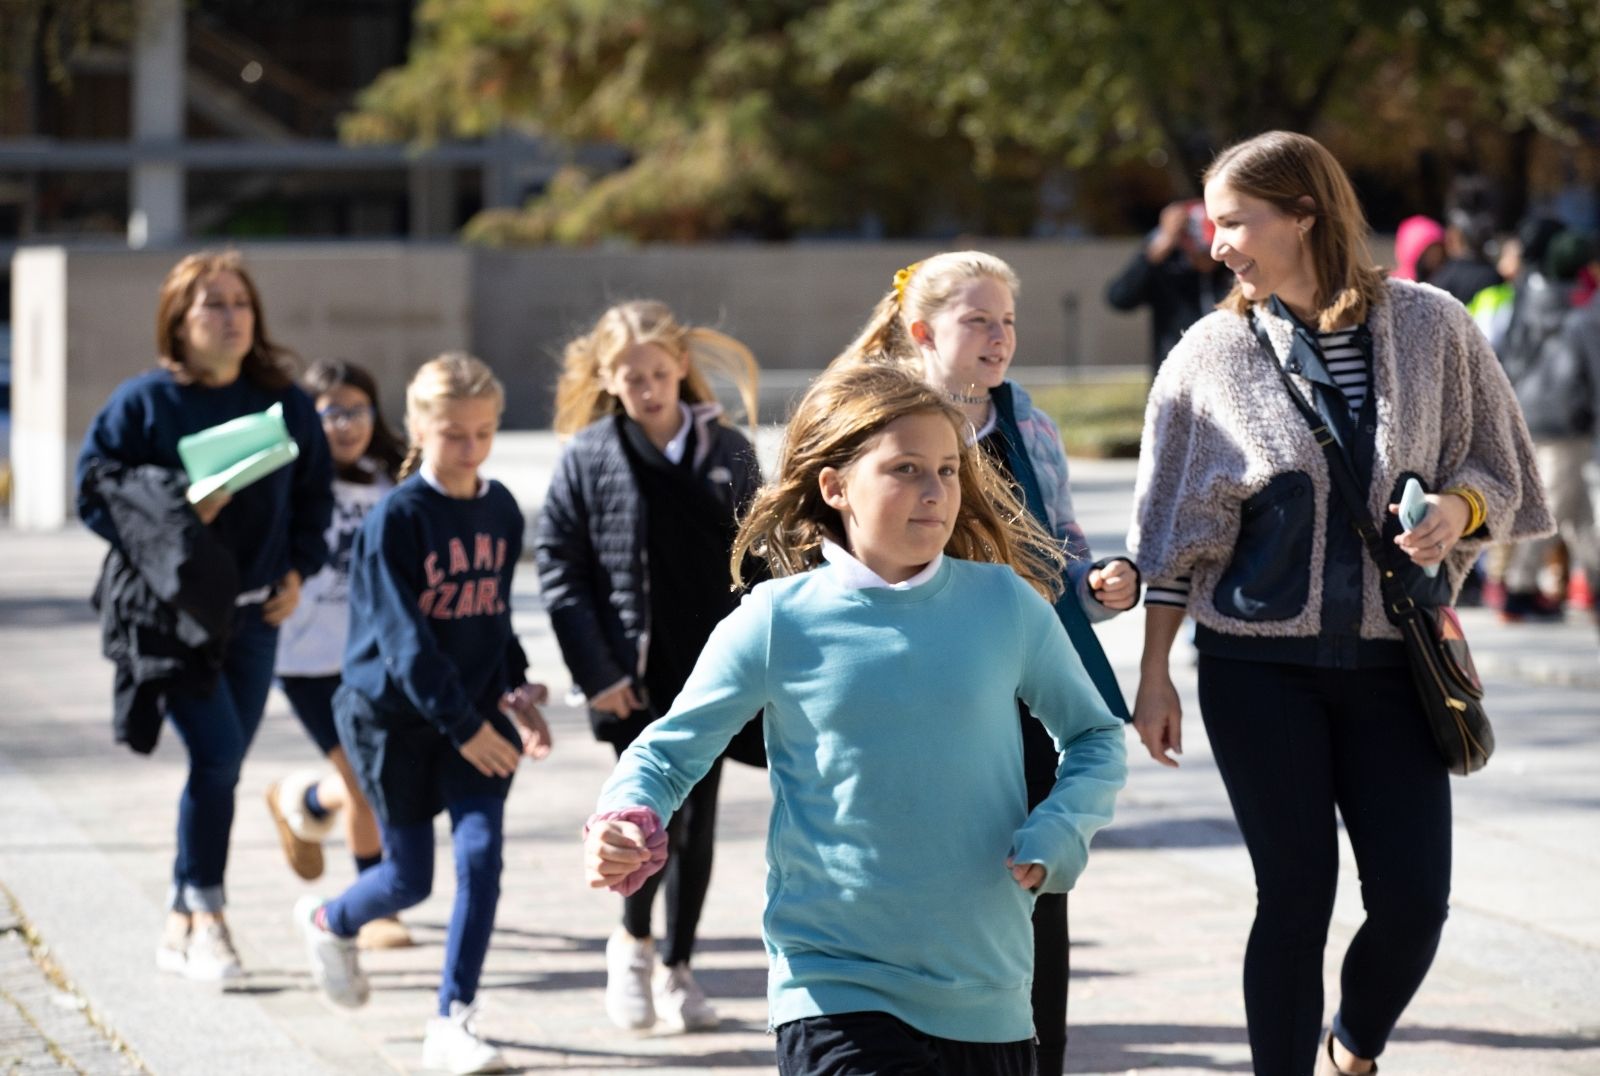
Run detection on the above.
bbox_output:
[333,683,517,827]
[279,674,342,755]
[775,1011,1036,1076]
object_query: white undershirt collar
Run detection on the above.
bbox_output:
[662,402,695,465]
[821,537,943,590]
[420,460,488,499]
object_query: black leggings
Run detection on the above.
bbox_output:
[1022,704,1070,1074]
[1031,893,1069,1074]
[1198,655,1451,1074]
[615,749,724,967]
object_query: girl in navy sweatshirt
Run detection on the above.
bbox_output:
[537,300,762,1033]
[293,353,552,1076]
[76,250,333,983]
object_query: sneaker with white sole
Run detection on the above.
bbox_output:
[183,921,244,982]
[155,916,189,974]
[422,1001,507,1074]
[655,963,719,1031]
[294,895,369,1008]
[266,771,337,881]
[604,929,656,1030]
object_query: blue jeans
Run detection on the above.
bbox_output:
[165,605,279,914]
[323,796,505,1016]
[1199,655,1451,1074]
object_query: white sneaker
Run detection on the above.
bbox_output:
[655,963,719,1031]
[604,929,656,1030]
[422,1001,507,1074]
[294,895,369,1008]
[183,921,244,982]
[155,916,189,974]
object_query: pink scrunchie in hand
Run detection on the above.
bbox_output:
[584,806,668,896]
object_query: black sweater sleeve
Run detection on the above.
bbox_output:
[282,387,335,581]
[1105,249,1158,311]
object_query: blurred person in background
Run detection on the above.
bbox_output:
[1497,230,1600,621]
[1106,199,1233,376]
[1430,206,1504,306]
[1392,215,1446,284]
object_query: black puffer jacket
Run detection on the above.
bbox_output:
[535,407,761,709]
[1498,274,1593,439]
[83,462,241,753]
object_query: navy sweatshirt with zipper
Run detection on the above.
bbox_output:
[339,473,529,746]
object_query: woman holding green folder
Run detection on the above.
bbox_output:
[77,250,333,982]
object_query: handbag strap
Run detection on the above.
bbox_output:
[1249,314,1421,623]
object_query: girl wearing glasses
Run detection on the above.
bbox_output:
[266,360,413,949]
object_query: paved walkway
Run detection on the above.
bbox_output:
[1,446,1597,1074]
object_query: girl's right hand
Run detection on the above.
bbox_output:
[1132,669,1184,768]
[590,681,645,718]
[583,819,651,889]
[193,489,231,524]
[457,721,521,778]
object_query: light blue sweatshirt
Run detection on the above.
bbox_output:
[597,556,1127,1043]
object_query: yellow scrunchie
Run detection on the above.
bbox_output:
[892,261,922,305]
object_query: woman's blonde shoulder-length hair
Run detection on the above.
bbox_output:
[552,299,760,438]
[1205,130,1388,331]
[731,363,1065,599]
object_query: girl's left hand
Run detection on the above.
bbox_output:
[1088,558,1138,611]
[1389,493,1471,570]
[262,570,302,626]
[1005,856,1046,891]
[502,683,554,760]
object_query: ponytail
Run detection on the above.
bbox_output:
[397,443,424,481]
[832,291,918,370]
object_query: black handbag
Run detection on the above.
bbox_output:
[1254,317,1494,775]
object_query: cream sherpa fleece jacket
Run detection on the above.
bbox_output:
[1129,277,1553,641]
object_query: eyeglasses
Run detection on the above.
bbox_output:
[318,404,374,427]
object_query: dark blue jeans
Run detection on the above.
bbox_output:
[165,605,279,913]
[1198,655,1452,1075]
[323,796,504,1016]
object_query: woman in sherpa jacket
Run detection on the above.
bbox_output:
[1129,131,1550,1076]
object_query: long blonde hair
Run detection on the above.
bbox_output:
[552,299,760,437]
[833,250,1021,375]
[731,363,1064,598]
[398,352,506,480]
[1204,131,1388,331]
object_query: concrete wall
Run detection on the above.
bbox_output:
[9,239,1152,528]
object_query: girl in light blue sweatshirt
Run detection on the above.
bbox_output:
[583,363,1127,1075]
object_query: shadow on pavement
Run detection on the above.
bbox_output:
[1097,816,1242,849]
[1068,1021,1252,1073]
[1389,1025,1600,1051]
[0,595,98,626]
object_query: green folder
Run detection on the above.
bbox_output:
[177,402,300,504]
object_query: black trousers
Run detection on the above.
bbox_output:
[615,748,724,967]
[776,1011,1036,1076]
[1198,655,1452,1075]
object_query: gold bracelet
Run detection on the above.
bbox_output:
[1443,485,1486,536]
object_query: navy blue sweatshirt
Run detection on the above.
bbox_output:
[76,369,334,592]
[340,474,530,746]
